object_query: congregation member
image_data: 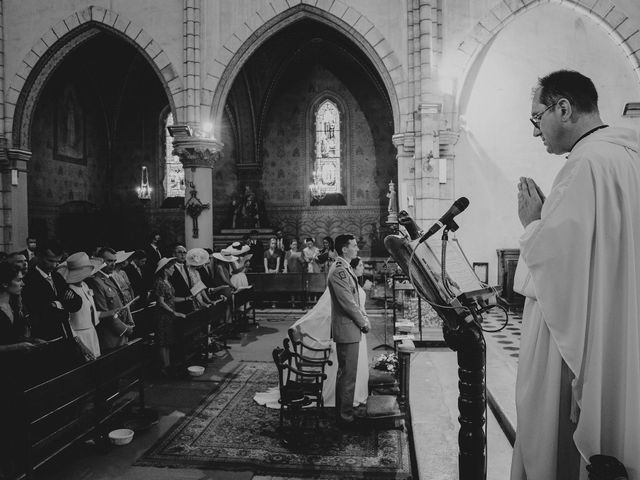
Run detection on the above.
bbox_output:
[223,242,251,289]
[7,252,28,274]
[283,238,304,273]
[19,236,37,264]
[22,240,82,341]
[185,248,215,309]
[57,252,102,358]
[85,248,133,352]
[0,263,40,353]
[112,250,136,306]
[245,230,264,273]
[302,237,320,273]
[512,70,640,479]
[263,237,281,273]
[317,236,337,272]
[153,257,185,376]
[211,249,238,334]
[125,250,148,300]
[169,244,195,314]
[144,232,163,282]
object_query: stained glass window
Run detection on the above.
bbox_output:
[314,100,341,194]
[164,112,185,197]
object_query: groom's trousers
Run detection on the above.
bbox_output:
[335,341,360,423]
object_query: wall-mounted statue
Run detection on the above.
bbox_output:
[232,185,261,229]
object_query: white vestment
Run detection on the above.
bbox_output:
[253,287,369,408]
[511,127,640,480]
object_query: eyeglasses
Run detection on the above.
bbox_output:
[530,102,558,129]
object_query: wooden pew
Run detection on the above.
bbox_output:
[247,273,305,308]
[232,286,256,326]
[172,302,226,367]
[304,273,328,308]
[5,337,150,479]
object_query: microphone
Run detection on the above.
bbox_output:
[418,197,470,243]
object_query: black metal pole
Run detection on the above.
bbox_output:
[443,322,487,480]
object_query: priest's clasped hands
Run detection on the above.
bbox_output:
[518,177,546,228]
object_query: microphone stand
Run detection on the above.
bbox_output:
[440,227,487,480]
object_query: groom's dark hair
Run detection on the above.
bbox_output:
[335,234,355,256]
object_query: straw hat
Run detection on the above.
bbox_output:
[221,241,250,256]
[212,252,238,263]
[186,248,209,267]
[115,250,135,264]
[57,252,104,284]
[155,257,177,274]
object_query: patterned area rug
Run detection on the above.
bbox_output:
[136,362,411,479]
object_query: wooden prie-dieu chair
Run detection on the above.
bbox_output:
[272,345,327,430]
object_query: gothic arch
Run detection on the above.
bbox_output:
[204,2,404,136]
[452,0,640,113]
[7,5,184,150]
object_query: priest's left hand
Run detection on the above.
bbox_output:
[518,177,544,227]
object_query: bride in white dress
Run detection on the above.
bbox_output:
[254,257,370,408]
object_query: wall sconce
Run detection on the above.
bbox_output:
[136,165,152,202]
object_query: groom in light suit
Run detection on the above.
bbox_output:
[329,234,370,428]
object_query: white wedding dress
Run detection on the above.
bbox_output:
[254,286,369,408]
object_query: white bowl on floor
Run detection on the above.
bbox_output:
[108,428,134,445]
[188,365,205,377]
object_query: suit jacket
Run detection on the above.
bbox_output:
[85,272,131,352]
[124,263,147,299]
[22,267,82,340]
[328,257,367,344]
[169,264,194,314]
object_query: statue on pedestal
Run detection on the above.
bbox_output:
[386,180,398,224]
[232,185,261,229]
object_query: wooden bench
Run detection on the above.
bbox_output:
[246,272,330,309]
[173,301,227,365]
[232,286,256,326]
[4,337,150,479]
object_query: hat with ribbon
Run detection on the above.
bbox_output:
[186,248,209,267]
[221,241,250,256]
[57,252,104,284]
[212,252,238,263]
[155,257,177,274]
[115,250,135,264]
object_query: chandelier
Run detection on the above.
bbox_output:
[136,165,152,202]
[309,166,327,201]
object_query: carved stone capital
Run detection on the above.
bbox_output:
[172,137,223,169]
[7,148,32,172]
[438,129,460,158]
[392,133,415,158]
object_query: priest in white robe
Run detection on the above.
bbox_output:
[511,70,640,480]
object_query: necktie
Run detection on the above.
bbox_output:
[46,274,57,295]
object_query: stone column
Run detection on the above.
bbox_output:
[172,128,222,250]
[2,148,31,251]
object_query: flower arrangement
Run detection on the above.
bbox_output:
[372,352,398,375]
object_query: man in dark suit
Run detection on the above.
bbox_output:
[19,236,37,268]
[143,232,162,283]
[124,250,148,300]
[22,240,82,340]
[328,234,370,428]
[245,230,264,273]
[168,244,194,314]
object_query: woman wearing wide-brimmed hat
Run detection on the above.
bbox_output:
[153,257,185,375]
[112,250,136,308]
[57,252,104,358]
[222,242,251,289]
[185,248,215,309]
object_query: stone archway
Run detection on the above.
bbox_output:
[7,5,184,151]
[451,0,640,115]
[203,2,405,136]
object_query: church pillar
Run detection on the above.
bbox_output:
[171,126,222,250]
[0,147,31,251]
